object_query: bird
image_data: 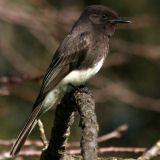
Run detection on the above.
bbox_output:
[10,5,130,157]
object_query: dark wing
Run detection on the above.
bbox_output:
[10,32,91,157]
[32,31,91,109]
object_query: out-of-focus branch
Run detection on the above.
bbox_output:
[0,84,37,104]
[66,147,149,155]
[0,1,156,55]
[1,138,160,159]
[112,39,160,61]
[0,1,152,33]
[91,75,160,112]
[0,139,42,147]
[0,74,42,100]
[1,73,160,113]
[0,74,43,84]
[0,86,10,96]
[0,39,41,75]
[97,124,128,143]
[103,54,130,67]
[28,0,54,9]
[67,124,128,148]
[0,148,145,160]
[0,146,158,160]
[0,147,150,160]
[2,146,157,160]
[0,1,79,51]
[0,1,58,51]
[0,124,128,149]
[120,15,154,30]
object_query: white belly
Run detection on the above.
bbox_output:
[41,57,104,114]
[62,57,104,86]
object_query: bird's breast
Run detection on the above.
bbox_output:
[61,56,105,86]
[41,57,105,114]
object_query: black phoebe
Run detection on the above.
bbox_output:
[10,5,130,156]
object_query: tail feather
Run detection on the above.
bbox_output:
[10,120,37,156]
[10,104,42,157]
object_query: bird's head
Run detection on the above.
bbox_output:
[83,5,131,37]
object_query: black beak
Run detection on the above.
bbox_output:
[115,17,131,23]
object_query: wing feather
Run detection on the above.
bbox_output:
[33,32,90,109]
[10,28,91,157]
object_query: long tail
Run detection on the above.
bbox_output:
[10,104,42,157]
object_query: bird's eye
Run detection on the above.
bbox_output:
[102,14,108,19]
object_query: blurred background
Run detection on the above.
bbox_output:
[0,0,160,159]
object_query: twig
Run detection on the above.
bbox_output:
[97,124,128,143]
[0,139,42,146]
[67,147,147,154]
[1,146,159,160]
[138,139,160,160]
[37,120,48,149]
[0,124,127,148]
[67,124,128,148]
[0,124,128,147]
[0,147,149,160]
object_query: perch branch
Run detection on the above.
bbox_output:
[41,85,98,160]
[73,86,98,160]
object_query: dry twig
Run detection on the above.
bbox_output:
[138,140,160,160]
[37,120,48,150]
